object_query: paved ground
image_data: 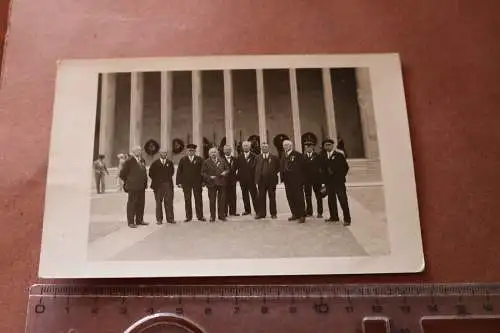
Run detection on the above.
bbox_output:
[87,185,390,261]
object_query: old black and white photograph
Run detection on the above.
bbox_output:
[39,54,424,278]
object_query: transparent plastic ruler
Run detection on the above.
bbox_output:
[26,283,500,332]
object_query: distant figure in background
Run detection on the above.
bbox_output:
[321,139,351,226]
[302,140,324,218]
[280,140,306,223]
[222,145,239,217]
[119,146,148,228]
[202,147,229,222]
[116,153,128,192]
[236,141,258,216]
[254,142,280,219]
[93,154,109,194]
[176,144,206,222]
[149,150,175,225]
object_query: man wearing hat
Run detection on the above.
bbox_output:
[119,146,148,228]
[149,150,175,224]
[176,144,206,222]
[321,139,351,226]
[280,140,307,223]
[302,140,324,218]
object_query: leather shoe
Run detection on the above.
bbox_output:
[271,215,277,219]
[198,217,207,222]
[128,224,137,228]
[288,216,298,221]
[298,217,306,223]
[156,220,163,225]
[325,218,339,223]
[167,220,176,224]
[137,221,149,226]
[184,218,192,222]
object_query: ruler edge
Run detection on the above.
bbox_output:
[27,283,500,298]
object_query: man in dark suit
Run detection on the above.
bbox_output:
[202,147,229,222]
[222,145,239,217]
[303,140,324,218]
[280,140,306,223]
[236,140,258,216]
[321,139,351,226]
[149,150,175,225]
[175,144,206,222]
[255,142,280,219]
[119,146,148,228]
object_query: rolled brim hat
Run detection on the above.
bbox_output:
[322,139,335,146]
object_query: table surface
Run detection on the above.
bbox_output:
[0,0,499,332]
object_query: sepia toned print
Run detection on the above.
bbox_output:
[39,54,424,278]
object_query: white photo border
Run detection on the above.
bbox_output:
[39,53,424,278]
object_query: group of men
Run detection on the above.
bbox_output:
[118,138,351,228]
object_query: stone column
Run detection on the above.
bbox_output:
[256,69,267,143]
[161,71,173,154]
[223,70,235,154]
[356,68,379,159]
[98,73,116,166]
[322,68,337,140]
[192,70,203,155]
[289,68,302,152]
[129,72,144,152]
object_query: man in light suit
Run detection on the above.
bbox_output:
[202,147,230,222]
[119,146,148,228]
[254,142,280,219]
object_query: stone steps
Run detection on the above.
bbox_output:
[92,159,382,191]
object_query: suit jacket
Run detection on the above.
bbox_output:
[321,150,349,184]
[148,158,174,190]
[280,150,305,185]
[255,153,280,185]
[201,157,230,187]
[119,157,148,191]
[236,151,257,184]
[302,151,323,184]
[176,155,204,186]
[222,155,238,184]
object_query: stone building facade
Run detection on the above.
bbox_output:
[94,67,379,167]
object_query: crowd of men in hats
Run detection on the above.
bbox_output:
[116,138,351,228]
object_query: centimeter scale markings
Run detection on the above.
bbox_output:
[26,284,500,333]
